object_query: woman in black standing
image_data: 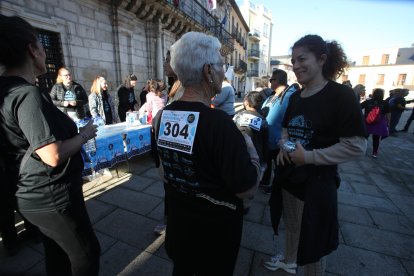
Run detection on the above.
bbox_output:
[0,15,100,275]
[117,74,138,122]
[265,34,367,275]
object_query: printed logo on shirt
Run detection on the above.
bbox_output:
[287,115,313,148]
[64,90,76,101]
[158,110,200,154]
[128,91,135,104]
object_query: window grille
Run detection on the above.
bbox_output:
[36,29,64,94]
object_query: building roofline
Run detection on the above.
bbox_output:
[230,0,249,31]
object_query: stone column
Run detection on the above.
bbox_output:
[156,20,163,80]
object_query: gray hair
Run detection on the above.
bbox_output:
[170,32,222,87]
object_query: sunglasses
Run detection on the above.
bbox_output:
[269,78,276,82]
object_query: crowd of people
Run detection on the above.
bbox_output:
[1,14,413,276]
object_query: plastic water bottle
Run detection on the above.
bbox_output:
[139,112,147,125]
[84,137,96,152]
[78,118,96,153]
[93,116,105,136]
[93,116,105,127]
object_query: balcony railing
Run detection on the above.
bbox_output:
[234,59,247,73]
[248,49,260,58]
[248,31,260,41]
[247,70,259,77]
[167,0,234,52]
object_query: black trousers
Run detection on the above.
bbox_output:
[0,192,18,250]
[166,188,243,276]
[22,189,101,276]
[372,135,380,153]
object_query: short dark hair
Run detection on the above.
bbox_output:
[244,91,264,111]
[271,69,288,85]
[0,15,39,69]
[372,88,384,101]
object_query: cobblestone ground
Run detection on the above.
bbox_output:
[1,105,413,276]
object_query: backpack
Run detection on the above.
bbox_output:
[366,106,380,124]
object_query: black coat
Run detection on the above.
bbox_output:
[49,81,89,119]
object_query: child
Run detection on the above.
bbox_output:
[233,91,269,214]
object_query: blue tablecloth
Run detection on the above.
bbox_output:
[82,123,151,175]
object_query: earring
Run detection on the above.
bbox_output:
[209,79,213,83]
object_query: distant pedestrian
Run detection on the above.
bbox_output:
[398,98,414,133]
[353,84,366,102]
[211,77,236,117]
[361,88,390,157]
[388,88,409,135]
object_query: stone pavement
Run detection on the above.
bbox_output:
[1,107,414,276]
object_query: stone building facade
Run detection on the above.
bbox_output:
[1,0,243,100]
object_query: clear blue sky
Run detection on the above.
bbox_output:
[253,0,414,61]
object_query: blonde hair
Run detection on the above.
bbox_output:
[90,76,105,94]
[56,67,71,83]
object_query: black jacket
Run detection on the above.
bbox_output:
[50,81,88,119]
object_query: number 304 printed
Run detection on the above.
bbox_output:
[163,122,189,139]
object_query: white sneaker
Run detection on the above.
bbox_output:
[263,254,297,274]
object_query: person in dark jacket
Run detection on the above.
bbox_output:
[117,74,138,122]
[50,67,89,120]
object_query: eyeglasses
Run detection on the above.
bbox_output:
[61,74,71,77]
[269,78,276,82]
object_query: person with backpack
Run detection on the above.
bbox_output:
[0,15,101,275]
[361,88,390,158]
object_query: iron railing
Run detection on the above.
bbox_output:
[166,0,234,51]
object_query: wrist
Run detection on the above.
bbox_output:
[78,132,88,143]
[303,150,314,164]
